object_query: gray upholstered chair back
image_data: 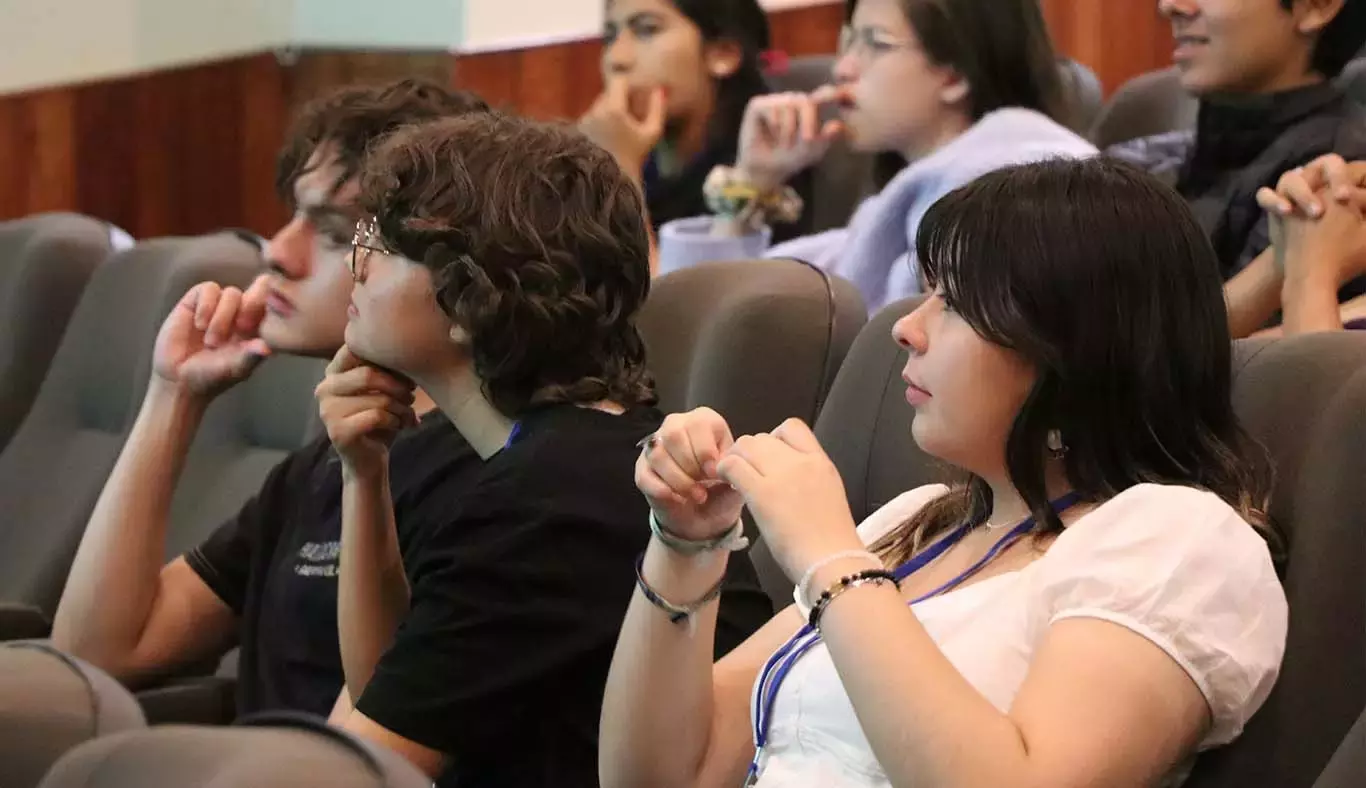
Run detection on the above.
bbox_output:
[1090,66,1199,149]
[0,233,268,637]
[38,715,430,788]
[0,214,113,453]
[1188,334,1366,788]
[638,259,866,438]
[0,642,145,788]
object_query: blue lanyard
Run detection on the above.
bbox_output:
[503,422,522,450]
[743,492,1082,786]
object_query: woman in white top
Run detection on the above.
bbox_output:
[600,157,1289,788]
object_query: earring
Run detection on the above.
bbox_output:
[1046,429,1068,459]
[449,326,466,344]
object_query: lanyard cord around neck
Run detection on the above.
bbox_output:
[743,491,1084,786]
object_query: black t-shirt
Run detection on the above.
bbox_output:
[355,404,772,788]
[185,412,482,717]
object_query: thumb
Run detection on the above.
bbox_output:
[228,339,271,378]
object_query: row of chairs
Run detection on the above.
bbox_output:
[1,213,1364,785]
[2,236,1366,781]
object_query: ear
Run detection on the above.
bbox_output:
[1293,0,1347,36]
[704,39,744,79]
[940,73,970,106]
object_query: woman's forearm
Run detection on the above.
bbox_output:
[817,580,1033,788]
[599,539,728,788]
[337,465,409,700]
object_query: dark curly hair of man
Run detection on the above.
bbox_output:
[275,78,490,205]
[357,111,657,416]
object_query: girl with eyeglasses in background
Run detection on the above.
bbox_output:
[656,0,1096,314]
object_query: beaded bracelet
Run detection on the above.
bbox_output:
[807,569,899,629]
[634,553,726,636]
[703,165,805,232]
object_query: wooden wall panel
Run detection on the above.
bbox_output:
[0,0,1174,238]
[1042,0,1172,94]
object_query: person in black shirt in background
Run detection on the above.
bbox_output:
[317,111,770,787]
[1111,0,1366,282]
[50,80,491,718]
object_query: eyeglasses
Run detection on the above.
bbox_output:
[837,25,918,59]
[349,217,393,281]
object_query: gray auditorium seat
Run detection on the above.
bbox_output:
[811,296,941,526]
[1056,58,1105,133]
[638,259,866,439]
[1311,706,1364,788]
[1187,334,1366,788]
[1342,57,1365,104]
[0,642,146,788]
[0,214,113,453]
[639,259,867,601]
[38,714,430,788]
[1090,66,1198,149]
[0,233,320,642]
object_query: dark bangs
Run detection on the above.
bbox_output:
[916,173,1057,367]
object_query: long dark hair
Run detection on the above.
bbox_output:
[670,0,771,149]
[847,0,1068,186]
[874,158,1275,565]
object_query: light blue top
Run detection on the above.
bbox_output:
[657,108,1098,314]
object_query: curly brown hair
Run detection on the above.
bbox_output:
[358,112,657,416]
[275,78,489,206]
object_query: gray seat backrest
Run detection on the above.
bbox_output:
[812,297,944,525]
[1056,58,1105,133]
[38,717,430,788]
[0,642,145,788]
[1090,66,1199,149]
[0,214,113,453]
[162,351,325,560]
[0,233,265,636]
[1311,706,1365,788]
[1342,57,1366,105]
[1188,334,1366,788]
[639,260,866,602]
[638,259,867,437]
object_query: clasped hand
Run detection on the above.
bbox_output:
[635,408,863,579]
[316,346,419,479]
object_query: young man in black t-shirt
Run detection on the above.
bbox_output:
[311,113,763,787]
[49,80,492,717]
[50,80,772,721]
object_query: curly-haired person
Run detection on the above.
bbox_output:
[313,111,773,787]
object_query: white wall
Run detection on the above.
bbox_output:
[459,0,835,53]
[292,0,463,49]
[0,0,463,94]
[0,0,832,95]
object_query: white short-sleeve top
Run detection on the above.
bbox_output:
[750,483,1288,788]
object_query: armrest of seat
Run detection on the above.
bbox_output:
[136,675,237,725]
[0,603,52,641]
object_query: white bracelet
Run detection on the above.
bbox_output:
[795,550,884,613]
